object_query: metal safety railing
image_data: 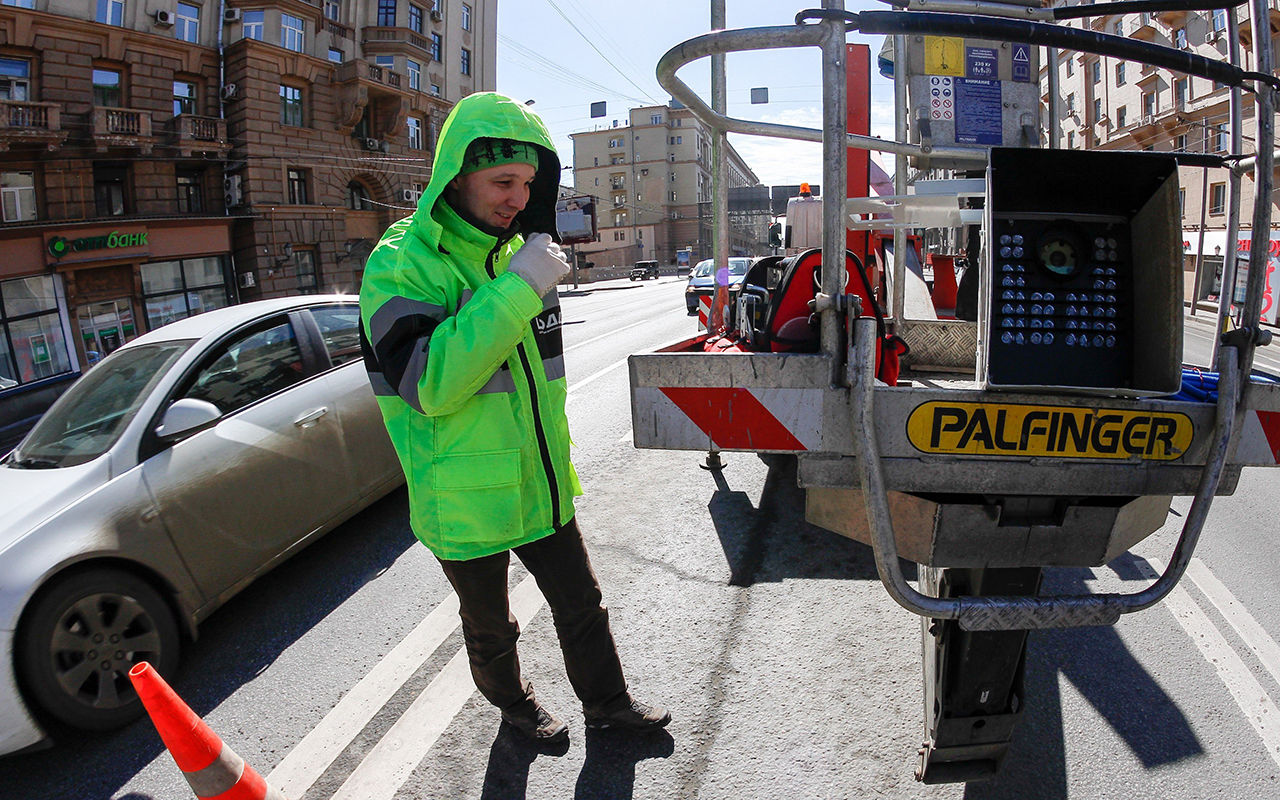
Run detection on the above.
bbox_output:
[653,0,1275,629]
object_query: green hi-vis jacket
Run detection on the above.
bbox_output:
[359,92,582,561]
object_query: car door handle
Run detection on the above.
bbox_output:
[293,406,329,428]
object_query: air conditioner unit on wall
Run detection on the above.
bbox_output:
[1205,31,1219,44]
[364,138,383,151]
[224,174,243,207]
[154,9,175,26]
[238,271,256,289]
[223,8,242,23]
[401,189,418,202]
[221,83,239,100]
[430,10,443,22]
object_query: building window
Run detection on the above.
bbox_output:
[460,47,471,76]
[96,0,123,25]
[1,171,36,222]
[1112,20,1122,36]
[377,0,396,27]
[1179,188,1186,217]
[347,181,372,210]
[651,114,662,125]
[1214,124,1228,153]
[325,0,341,21]
[1175,133,1187,151]
[1175,27,1188,49]
[407,59,421,90]
[173,81,196,116]
[374,55,394,71]
[429,82,440,96]
[1209,182,1226,214]
[409,3,423,33]
[176,170,203,214]
[0,275,74,387]
[462,3,472,30]
[141,257,230,329]
[1116,106,1126,127]
[1175,78,1188,108]
[294,249,319,294]
[1213,8,1228,32]
[280,84,303,127]
[407,116,423,149]
[1066,92,1075,113]
[430,32,442,62]
[1091,60,1101,84]
[0,57,30,101]
[1142,92,1155,118]
[92,69,122,107]
[1067,131,1074,149]
[243,9,264,40]
[281,13,305,52]
[1115,62,1125,86]
[1093,98,1102,121]
[1064,56,1073,77]
[2,0,35,7]
[328,48,344,63]
[287,168,309,204]
[93,164,128,216]
[176,3,200,43]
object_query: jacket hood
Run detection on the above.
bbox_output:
[412,92,562,247]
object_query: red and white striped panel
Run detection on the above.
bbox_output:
[696,295,711,331]
[1233,410,1280,465]
[632,386,823,452]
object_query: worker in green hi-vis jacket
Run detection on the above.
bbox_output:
[359,92,669,744]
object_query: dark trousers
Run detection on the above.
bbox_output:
[437,518,629,716]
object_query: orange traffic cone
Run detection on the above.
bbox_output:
[128,662,288,800]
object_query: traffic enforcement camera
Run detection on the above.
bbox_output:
[977,148,1183,397]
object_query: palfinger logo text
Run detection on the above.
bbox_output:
[906,401,1193,460]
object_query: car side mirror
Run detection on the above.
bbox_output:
[155,398,222,441]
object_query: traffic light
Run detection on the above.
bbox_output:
[768,222,782,248]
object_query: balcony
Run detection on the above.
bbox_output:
[1128,114,1162,145]
[0,101,68,151]
[91,106,154,153]
[335,59,406,93]
[362,26,434,59]
[1236,1,1280,45]
[1125,14,1159,41]
[168,114,230,157]
[323,18,352,40]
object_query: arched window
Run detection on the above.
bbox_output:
[347,180,372,211]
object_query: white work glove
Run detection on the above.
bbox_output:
[508,233,570,297]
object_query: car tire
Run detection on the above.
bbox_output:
[16,568,181,732]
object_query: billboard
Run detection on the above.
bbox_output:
[555,196,598,245]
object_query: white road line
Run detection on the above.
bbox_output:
[1144,558,1280,768]
[267,593,461,798]
[565,333,693,404]
[564,317,660,355]
[329,576,547,800]
[1186,558,1280,690]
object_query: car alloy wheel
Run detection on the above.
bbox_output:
[17,568,180,732]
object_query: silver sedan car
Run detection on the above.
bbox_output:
[0,296,403,755]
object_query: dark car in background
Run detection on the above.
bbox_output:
[685,257,753,314]
[629,260,660,281]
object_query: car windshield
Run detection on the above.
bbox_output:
[11,342,192,468]
[691,258,751,279]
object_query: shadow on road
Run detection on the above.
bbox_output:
[963,554,1203,799]
[707,453,903,586]
[0,488,418,800]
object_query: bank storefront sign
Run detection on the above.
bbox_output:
[45,228,149,263]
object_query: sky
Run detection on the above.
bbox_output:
[493,1,896,189]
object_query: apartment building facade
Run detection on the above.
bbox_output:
[570,102,762,271]
[0,0,492,442]
[1044,3,1280,318]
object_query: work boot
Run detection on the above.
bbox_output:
[502,701,569,743]
[584,694,671,731]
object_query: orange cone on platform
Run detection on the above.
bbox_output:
[128,662,289,800]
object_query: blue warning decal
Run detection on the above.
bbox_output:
[954,79,1002,145]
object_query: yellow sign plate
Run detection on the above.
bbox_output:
[906,401,1194,460]
[924,37,965,77]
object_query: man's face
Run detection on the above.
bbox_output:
[448,162,537,231]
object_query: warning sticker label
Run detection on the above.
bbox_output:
[954,78,1002,145]
[928,76,954,122]
[924,36,965,77]
[905,401,1194,460]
